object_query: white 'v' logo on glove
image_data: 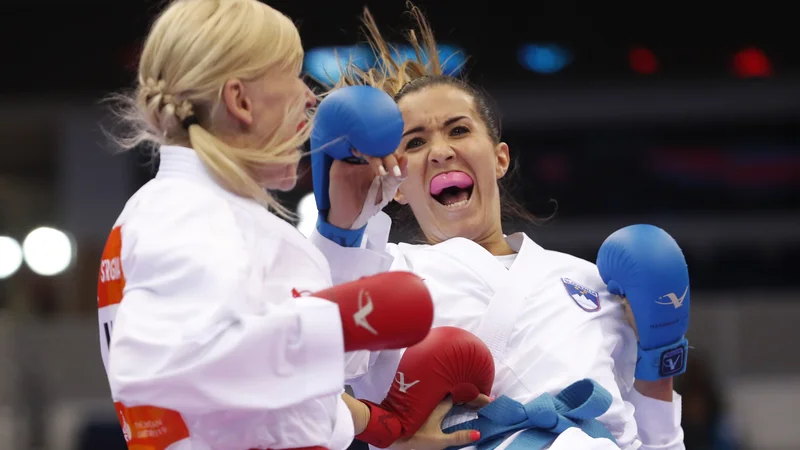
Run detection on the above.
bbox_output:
[354,289,379,335]
[655,286,689,308]
[395,371,420,393]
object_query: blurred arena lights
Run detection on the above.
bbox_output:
[629,46,659,75]
[390,44,466,75]
[303,45,374,86]
[733,47,772,78]
[296,192,318,238]
[22,227,74,276]
[303,43,465,85]
[518,43,571,74]
[0,236,23,279]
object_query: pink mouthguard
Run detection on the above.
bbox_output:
[430,171,474,195]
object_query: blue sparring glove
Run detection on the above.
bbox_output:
[310,85,404,247]
[596,224,690,381]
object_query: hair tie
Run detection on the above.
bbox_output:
[181,115,200,130]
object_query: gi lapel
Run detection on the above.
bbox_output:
[473,233,548,361]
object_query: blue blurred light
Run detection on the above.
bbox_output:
[390,44,466,76]
[518,44,571,74]
[304,43,466,85]
[303,45,375,85]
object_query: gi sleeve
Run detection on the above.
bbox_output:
[311,212,397,285]
[627,388,685,450]
[311,213,411,402]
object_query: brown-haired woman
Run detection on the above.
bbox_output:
[312,6,686,450]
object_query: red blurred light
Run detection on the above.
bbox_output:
[629,46,659,75]
[733,47,772,78]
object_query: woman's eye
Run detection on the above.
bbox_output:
[406,137,425,149]
[451,126,469,136]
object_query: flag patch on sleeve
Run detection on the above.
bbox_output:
[561,278,601,312]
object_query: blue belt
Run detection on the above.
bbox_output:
[443,379,616,450]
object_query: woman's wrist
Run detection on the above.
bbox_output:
[634,377,674,402]
[342,393,371,434]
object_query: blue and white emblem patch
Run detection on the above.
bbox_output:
[660,346,686,377]
[561,278,601,312]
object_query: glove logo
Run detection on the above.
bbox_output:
[354,289,379,335]
[655,286,689,308]
[660,346,686,377]
[561,278,600,312]
[394,371,420,393]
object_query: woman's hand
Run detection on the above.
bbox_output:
[463,393,492,410]
[327,150,407,230]
[389,395,489,450]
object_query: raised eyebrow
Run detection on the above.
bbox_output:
[402,116,469,137]
[402,126,425,138]
[444,115,468,127]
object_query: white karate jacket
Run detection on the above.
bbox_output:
[97,146,356,450]
[312,212,684,450]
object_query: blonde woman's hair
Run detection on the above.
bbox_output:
[109,0,310,217]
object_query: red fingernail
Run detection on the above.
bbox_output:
[489,395,496,401]
[470,431,481,441]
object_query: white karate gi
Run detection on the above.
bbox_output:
[312,212,684,450]
[97,146,356,450]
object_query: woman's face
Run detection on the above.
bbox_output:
[395,84,510,243]
[220,68,316,191]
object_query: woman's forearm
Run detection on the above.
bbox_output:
[342,393,371,434]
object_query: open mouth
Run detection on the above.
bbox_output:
[430,171,474,209]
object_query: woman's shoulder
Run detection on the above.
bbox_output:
[115,178,249,279]
[122,178,236,237]
[535,244,606,292]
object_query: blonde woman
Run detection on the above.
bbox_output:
[96,1,439,449]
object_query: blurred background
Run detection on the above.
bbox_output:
[1,0,798,449]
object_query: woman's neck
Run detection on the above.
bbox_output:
[424,223,515,256]
[475,228,515,256]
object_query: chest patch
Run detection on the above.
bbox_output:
[561,277,601,312]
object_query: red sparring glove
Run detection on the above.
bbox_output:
[356,327,495,448]
[310,272,434,352]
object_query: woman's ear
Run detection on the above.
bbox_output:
[221,78,253,126]
[495,142,510,179]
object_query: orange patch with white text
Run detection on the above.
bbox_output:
[99,226,191,449]
[115,402,190,450]
[98,226,126,308]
